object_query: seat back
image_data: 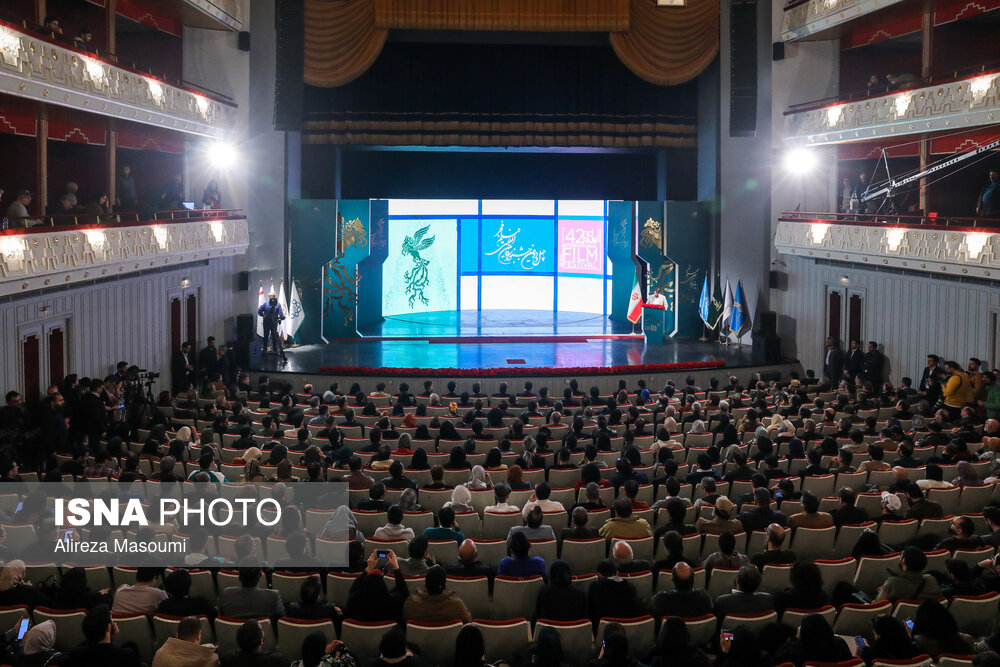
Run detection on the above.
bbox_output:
[32,607,86,651]
[339,619,397,663]
[271,571,321,606]
[276,618,336,662]
[474,618,532,664]
[215,616,275,652]
[947,592,1000,638]
[560,538,606,574]
[682,613,718,648]
[759,563,793,594]
[492,576,544,620]
[926,487,961,515]
[853,554,901,596]
[870,657,933,667]
[407,620,464,666]
[958,483,994,514]
[448,576,491,620]
[110,613,155,664]
[707,567,739,601]
[152,614,214,649]
[720,610,778,635]
[833,522,875,558]
[789,526,836,561]
[832,601,893,640]
[483,511,523,540]
[815,558,858,598]
[427,539,459,565]
[326,571,362,607]
[363,538,409,558]
[617,535,654,562]
[781,605,836,628]
[876,520,918,548]
[534,619,594,667]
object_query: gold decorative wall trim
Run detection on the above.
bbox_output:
[0,218,249,298]
[0,22,236,138]
[780,0,907,42]
[774,219,1000,281]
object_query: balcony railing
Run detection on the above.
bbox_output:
[783,68,1000,145]
[0,20,236,137]
[4,208,245,230]
[780,0,907,42]
[181,0,245,31]
[774,213,1000,281]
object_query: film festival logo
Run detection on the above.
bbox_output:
[402,224,436,307]
[485,221,546,270]
[9,482,349,567]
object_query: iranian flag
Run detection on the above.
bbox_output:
[626,272,643,323]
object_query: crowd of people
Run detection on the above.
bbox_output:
[0,347,999,665]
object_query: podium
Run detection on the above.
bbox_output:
[642,304,666,344]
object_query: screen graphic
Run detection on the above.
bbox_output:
[382,218,458,317]
[558,219,604,275]
[480,218,554,273]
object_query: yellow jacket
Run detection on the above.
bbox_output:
[943,372,971,408]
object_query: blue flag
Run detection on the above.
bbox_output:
[698,274,710,327]
[729,279,752,338]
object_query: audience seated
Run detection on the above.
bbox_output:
[218,567,285,619]
[151,615,219,667]
[497,532,547,579]
[535,559,587,621]
[651,562,713,618]
[218,619,284,667]
[62,605,145,667]
[713,565,772,618]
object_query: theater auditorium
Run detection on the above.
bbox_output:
[0,0,998,665]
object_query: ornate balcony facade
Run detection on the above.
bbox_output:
[783,70,1000,146]
[0,21,235,137]
[0,213,248,298]
[780,0,908,41]
[181,0,245,31]
[774,214,1000,281]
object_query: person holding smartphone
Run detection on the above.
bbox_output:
[856,615,919,665]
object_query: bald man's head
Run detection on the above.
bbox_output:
[892,466,907,481]
[672,562,694,590]
[766,523,786,548]
[458,538,478,564]
[611,540,634,565]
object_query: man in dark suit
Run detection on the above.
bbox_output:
[171,341,195,394]
[844,339,863,380]
[651,562,713,618]
[822,337,844,385]
[903,482,943,521]
[197,336,219,389]
[829,487,869,526]
[75,378,108,446]
[919,354,943,395]
[713,565,773,620]
[862,341,884,384]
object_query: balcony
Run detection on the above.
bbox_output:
[780,0,908,42]
[180,0,245,31]
[783,69,1000,146]
[0,210,248,297]
[0,20,235,137]
[774,212,1000,280]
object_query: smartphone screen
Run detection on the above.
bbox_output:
[63,529,74,542]
[905,619,914,631]
[376,550,389,559]
[722,630,734,642]
[16,618,29,641]
[854,636,866,650]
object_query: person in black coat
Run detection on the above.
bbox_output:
[586,560,640,628]
[773,561,829,615]
[73,378,108,450]
[535,560,586,621]
[862,341,885,384]
[156,569,218,621]
[171,341,196,394]
[844,339,864,380]
[822,338,844,385]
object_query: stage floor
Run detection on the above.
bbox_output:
[359,310,635,338]
[251,336,768,374]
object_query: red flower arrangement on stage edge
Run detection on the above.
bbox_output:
[641,303,666,310]
[316,360,725,377]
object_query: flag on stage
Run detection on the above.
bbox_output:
[287,279,305,338]
[698,274,711,328]
[255,282,265,338]
[729,279,752,338]
[709,276,724,329]
[626,272,643,323]
[277,280,289,339]
[721,279,734,333]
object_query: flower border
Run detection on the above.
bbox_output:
[316,360,726,377]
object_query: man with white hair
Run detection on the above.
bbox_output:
[611,539,650,574]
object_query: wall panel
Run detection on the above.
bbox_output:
[0,257,237,395]
[774,255,1000,384]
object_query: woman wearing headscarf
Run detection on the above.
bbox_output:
[51,567,110,610]
[438,421,461,448]
[445,445,470,470]
[444,484,474,514]
[291,630,331,667]
[453,624,488,667]
[647,616,710,667]
[408,447,429,470]
[859,615,919,666]
[484,447,507,472]
[0,561,48,609]
[266,444,288,466]
[774,613,852,667]
[17,619,60,667]
[269,459,298,482]
[589,622,638,667]
[534,560,586,621]
[398,487,422,512]
[240,458,265,483]
[345,556,407,622]
[413,424,431,442]
[911,599,974,659]
[321,505,362,540]
[466,465,491,491]
[519,626,573,667]
[688,419,707,435]
[952,460,981,486]
[714,626,771,667]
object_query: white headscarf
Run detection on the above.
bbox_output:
[467,465,489,490]
[23,620,55,656]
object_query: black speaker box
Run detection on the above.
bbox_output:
[752,333,782,363]
[758,310,777,337]
[238,31,251,51]
[772,42,784,61]
[729,0,758,137]
[237,271,250,292]
[236,314,255,342]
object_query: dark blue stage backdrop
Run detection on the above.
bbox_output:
[287,199,708,341]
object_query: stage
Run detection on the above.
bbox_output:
[357,310,635,339]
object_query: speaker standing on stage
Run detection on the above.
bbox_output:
[258,290,285,355]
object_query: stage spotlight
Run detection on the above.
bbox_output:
[783,148,816,174]
[208,142,237,170]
